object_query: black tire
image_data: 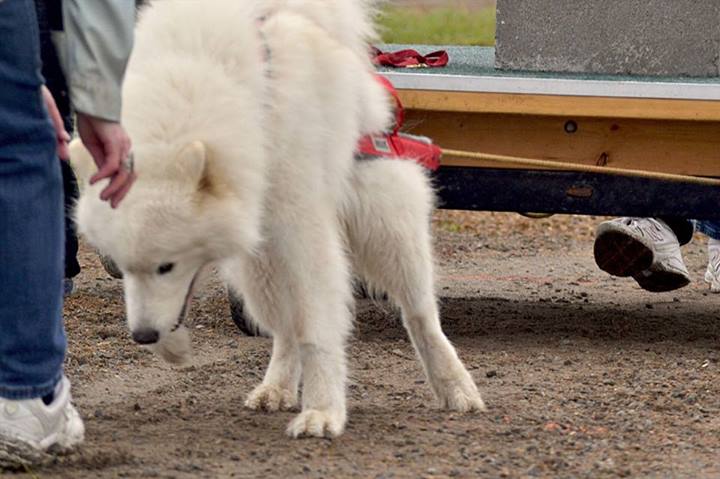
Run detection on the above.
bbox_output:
[99,254,123,279]
[354,281,388,301]
[228,290,268,337]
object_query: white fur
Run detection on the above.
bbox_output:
[73,0,484,438]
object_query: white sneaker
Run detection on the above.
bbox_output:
[595,217,690,292]
[0,376,84,469]
[704,238,720,293]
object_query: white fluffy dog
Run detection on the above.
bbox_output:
[72,0,485,438]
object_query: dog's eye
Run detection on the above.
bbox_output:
[157,263,175,275]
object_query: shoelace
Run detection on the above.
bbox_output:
[624,217,665,242]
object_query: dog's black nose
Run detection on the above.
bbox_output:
[132,328,159,344]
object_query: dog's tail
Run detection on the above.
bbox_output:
[360,73,396,135]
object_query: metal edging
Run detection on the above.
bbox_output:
[381,72,720,101]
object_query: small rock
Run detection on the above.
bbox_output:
[486,370,497,378]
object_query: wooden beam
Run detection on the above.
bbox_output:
[398,90,720,122]
[402,110,720,177]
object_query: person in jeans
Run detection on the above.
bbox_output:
[594,217,720,293]
[35,0,82,296]
[0,0,135,467]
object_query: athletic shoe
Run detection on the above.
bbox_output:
[0,376,84,469]
[594,217,690,292]
[704,238,720,293]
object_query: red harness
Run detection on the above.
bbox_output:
[356,75,441,171]
[371,47,449,69]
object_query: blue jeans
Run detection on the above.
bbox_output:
[695,221,720,241]
[662,219,720,245]
[0,0,66,400]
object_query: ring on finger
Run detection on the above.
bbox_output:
[122,152,135,173]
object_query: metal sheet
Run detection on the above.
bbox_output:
[377,45,720,101]
[382,72,720,101]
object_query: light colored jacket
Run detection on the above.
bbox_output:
[53,0,135,122]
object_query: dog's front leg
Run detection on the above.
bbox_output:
[284,232,352,438]
[286,339,348,438]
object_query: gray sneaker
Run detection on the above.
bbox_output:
[594,217,690,292]
[704,238,720,293]
[0,376,84,469]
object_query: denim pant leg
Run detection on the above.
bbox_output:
[0,0,66,399]
[694,221,720,241]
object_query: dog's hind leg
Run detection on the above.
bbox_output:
[345,160,486,412]
[245,333,301,412]
[224,258,301,412]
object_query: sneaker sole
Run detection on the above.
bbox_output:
[705,270,720,293]
[0,436,52,470]
[634,270,690,293]
[594,230,654,277]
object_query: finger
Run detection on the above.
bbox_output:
[42,86,65,134]
[57,130,71,161]
[42,86,71,159]
[100,167,130,201]
[109,172,136,209]
[90,140,122,184]
[83,139,105,170]
[57,139,70,161]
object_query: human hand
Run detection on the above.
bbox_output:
[76,112,136,208]
[41,85,71,161]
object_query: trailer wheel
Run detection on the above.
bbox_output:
[228,290,268,337]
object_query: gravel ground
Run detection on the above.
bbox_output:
[5,211,720,478]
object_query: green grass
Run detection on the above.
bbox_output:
[378,7,495,46]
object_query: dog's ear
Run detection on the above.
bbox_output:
[177,140,207,184]
[68,138,97,185]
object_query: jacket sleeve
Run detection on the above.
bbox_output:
[58,0,135,122]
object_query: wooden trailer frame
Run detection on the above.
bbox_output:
[379,46,720,220]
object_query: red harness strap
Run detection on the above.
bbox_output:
[371,46,449,69]
[356,75,441,171]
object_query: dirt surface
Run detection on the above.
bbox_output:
[6,211,720,479]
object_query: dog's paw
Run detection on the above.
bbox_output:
[244,384,297,412]
[286,409,346,438]
[149,326,191,365]
[438,380,487,413]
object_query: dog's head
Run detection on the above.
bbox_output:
[71,139,263,363]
